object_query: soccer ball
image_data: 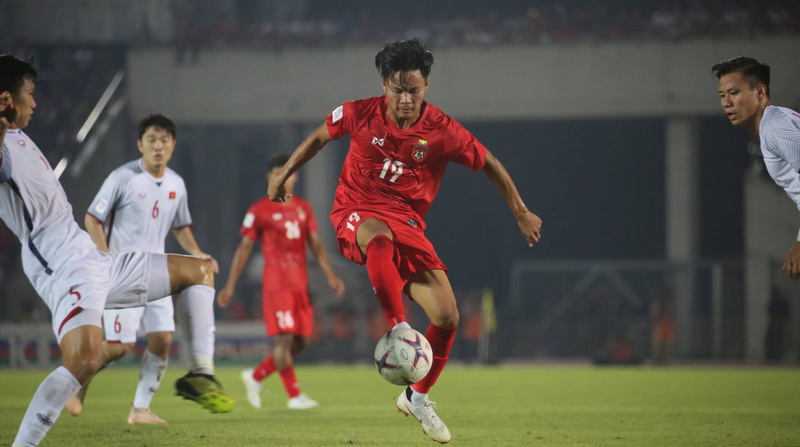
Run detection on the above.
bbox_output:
[373,327,433,386]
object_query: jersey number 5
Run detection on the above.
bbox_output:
[379,158,404,182]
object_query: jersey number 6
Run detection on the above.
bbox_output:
[152,200,160,219]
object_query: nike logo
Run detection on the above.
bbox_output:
[37,413,54,426]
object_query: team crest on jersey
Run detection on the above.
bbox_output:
[297,207,306,221]
[413,139,429,161]
[169,191,176,199]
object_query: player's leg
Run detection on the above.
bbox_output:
[162,255,233,413]
[14,321,103,447]
[127,297,174,424]
[356,217,408,327]
[396,269,457,444]
[65,307,141,416]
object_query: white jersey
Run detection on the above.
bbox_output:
[87,159,192,254]
[759,105,800,210]
[0,129,97,290]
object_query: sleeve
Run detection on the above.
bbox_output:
[305,202,319,234]
[443,117,488,171]
[325,101,359,140]
[763,115,800,172]
[239,205,260,241]
[171,183,193,229]
[0,145,11,184]
[87,171,125,222]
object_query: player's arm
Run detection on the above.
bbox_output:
[171,226,219,273]
[482,150,542,247]
[84,215,110,252]
[307,231,345,296]
[769,124,800,281]
[217,236,255,308]
[268,123,333,202]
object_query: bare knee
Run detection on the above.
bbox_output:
[432,305,459,328]
[291,336,310,354]
[169,255,214,292]
[64,346,103,384]
[146,332,173,358]
[356,218,393,254]
[272,335,294,370]
[103,341,135,363]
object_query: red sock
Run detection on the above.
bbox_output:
[366,236,407,326]
[279,366,301,398]
[411,324,457,394]
[252,355,276,382]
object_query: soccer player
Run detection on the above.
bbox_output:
[0,54,232,447]
[64,114,222,424]
[713,57,800,280]
[266,39,542,443]
[217,153,345,410]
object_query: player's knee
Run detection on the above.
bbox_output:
[435,306,460,328]
[194,258,215,288]
[65,348,103,384]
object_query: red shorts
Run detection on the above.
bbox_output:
[332,208,448,287]
[262,289,313,337]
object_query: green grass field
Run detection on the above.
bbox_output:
[1,366,798,446]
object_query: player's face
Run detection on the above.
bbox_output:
[138,126,176,169]
[10,79,36,129]
[382,70,429,121]
[718,72,764,128]
[268,168,298,195]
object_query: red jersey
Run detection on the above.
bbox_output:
[240,196,318,292]
[326,96,487,230]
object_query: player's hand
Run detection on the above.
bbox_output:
[516,209,542,247]
[218,287,234,308]
[197,252,220,274]
[268,179,292,203]
[328,274,346,297]
[781,242,800,280]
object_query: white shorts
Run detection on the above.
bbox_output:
[37,249,172,344]
[103,296,175,343]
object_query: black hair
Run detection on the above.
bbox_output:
[0,54,37,96]
[375,39,434,82]
[711,57,771,97]
[267,153,290,171]
[138,113,177,140]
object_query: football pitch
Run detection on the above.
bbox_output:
[0,365,798,447]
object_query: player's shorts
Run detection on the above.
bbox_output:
[331,208,448,287]
[262,289,313,337]
[103,295,175,344]
[35,249,171,344]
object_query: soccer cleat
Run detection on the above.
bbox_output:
[175,372,235,413]
[241,368,263,409]
[397,388,451,444]
[127,406,168,425]
[287,393,319,410]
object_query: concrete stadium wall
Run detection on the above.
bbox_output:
[128,37,800,123]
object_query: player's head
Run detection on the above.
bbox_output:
[375,39,433,121]
[137,113,177,170]
[267,153,298,194]
[712,57,771,128]
[0,54,38,129]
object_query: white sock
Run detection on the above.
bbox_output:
[14,366,81,447]
[132,349,168,409]
[410,389,428,405]
[178,285,216,375]
[393,322,411,330]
